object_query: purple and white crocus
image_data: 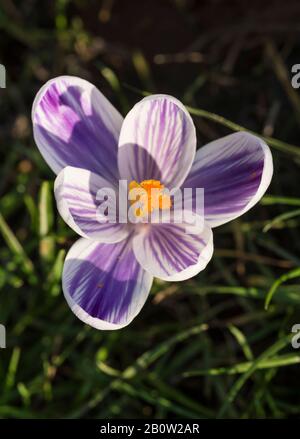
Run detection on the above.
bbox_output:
[32,76,273,330]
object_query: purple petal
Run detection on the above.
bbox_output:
[118,95,196,188]
[32,76,123,183]
[132,213,213,281]
[62,237,153,329]
[183,132,273,227]
[54,166,129,242]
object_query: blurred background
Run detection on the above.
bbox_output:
[1,0,300,419]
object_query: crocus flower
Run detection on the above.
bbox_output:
[32,76,273,329]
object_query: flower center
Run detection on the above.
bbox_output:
[129,179,172,217]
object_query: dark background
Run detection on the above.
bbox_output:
[1,0,300,419]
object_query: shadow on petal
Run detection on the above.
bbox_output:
[118,142,162,183]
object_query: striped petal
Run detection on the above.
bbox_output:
[118,95,196,188]
[54,166,129,242]
[132,213,213,281]
[183,132,273,227]
[62,237,153,329]
[32,76,123,183]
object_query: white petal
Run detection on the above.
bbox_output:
[118,94,196,188]
[183,132,273,227]
[54,166,129,242]
[62,237,153,330]
[132,212,213,281]
[32,76,123,182]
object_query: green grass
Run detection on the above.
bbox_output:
[1,0,300,419]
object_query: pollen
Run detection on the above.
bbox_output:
[129,179,172,217]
